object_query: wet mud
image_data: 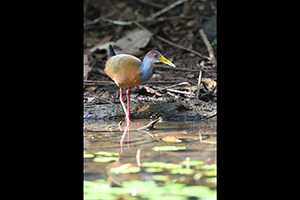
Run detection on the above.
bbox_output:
[84,100,216,121]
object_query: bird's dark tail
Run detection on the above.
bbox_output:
[108,44,116,57]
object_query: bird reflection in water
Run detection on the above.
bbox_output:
[120,120,130,152]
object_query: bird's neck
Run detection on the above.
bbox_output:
[139,56,153,84]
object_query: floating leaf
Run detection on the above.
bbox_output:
[142,162,166,167]
[161,136,182,142]
[202,170,216,176]
[152,146,186,151]
[205,177,217,187]
[122,180,157,189]
[109,166,141,174]
[142,162,181,169]
[171,168,194,175]
[200,164,216,170]
[84,153,94,158]
[145,167,164,173]
[93,157,118,162]
[163,163,182,169]
[180,160,204,166]
[181,186,215,197]
[152,175,169,181]
[94,151,119,156]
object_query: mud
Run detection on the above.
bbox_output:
[84,100,216,121]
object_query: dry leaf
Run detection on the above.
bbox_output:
[85,86,96,91]
[201,78,217,90]
[142,86,162,96]
[162,136,182,142]
[89,29,152,54]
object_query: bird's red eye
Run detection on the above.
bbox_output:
[153,53,158,58]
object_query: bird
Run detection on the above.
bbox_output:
[104,44,176,122]
[104,44,176,147]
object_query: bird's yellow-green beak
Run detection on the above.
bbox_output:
[159,55,176,67]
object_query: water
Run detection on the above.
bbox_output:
[84,117,216,199]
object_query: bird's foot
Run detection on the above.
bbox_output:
[125,117,132,123]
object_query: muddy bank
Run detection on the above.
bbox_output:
[84,100,216,121]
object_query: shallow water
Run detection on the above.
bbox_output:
[84,117,216,199]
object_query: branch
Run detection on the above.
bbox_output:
[146,0,188,21]
[156,35,211,60]
[199,29,216,63]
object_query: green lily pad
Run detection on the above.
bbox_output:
[93,157,118,162]
[122,180,157,188]
[205,177,217,187]
[163,163,182,169]
[152,175,169,181]
[181,186,215,197]
[145,167,164,173]
[202,170,216,176]
[180,160,204,166]
[152,146,186,151]
[171,168,194,175]
[141,162,166,167]
[200,164,216,170]
[84,153,94,158]
[94,151,119,156]
[84,179,216,200]
[142,162,181,169]
[109,166,141,174]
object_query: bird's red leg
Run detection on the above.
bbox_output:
[120,88,128,121]
[126,87,131,122]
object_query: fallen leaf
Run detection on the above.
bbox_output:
[85,86,96,91]
[162,136,182,142]
[89,29,152,55]
[201,78,217,90]
[142,86,162,96]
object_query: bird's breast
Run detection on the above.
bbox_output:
[104,54,143,88]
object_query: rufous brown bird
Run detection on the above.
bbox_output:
[104,45,176,145]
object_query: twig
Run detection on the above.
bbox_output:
[138,0,165,9]
[154,65,200,72]
[84,80,115,86]
[102,18,133,26]
[205,112,217,119]
[89,95,116,105]
[156,35,211,60]
[199,130,202,144]
[132,21,210,60]
[166,88,194,96]
[146,0,188,21]
[137,117,162,130]
[136,149,141,167]
[196,70,202,99]
[199,29,216,63]
[147,80,195,85]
